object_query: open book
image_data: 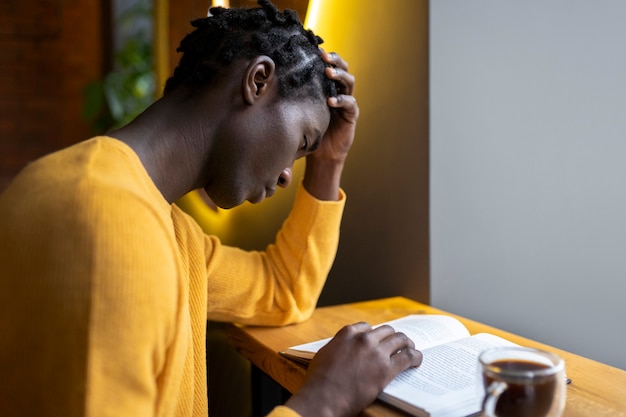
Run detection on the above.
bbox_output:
[280,314,519,417]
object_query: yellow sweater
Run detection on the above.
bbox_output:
[0,137,345,417]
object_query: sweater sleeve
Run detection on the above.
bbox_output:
[205,182,346,325]
[266,406,302,417]
[83,188,181,417]
[0,167,180,417]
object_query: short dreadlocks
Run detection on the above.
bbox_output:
[163,0,337,102]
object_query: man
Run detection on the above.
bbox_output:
[0,1,422,416]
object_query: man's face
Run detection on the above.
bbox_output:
[204,96,331,209]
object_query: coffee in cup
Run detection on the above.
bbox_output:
[479,346,566,417]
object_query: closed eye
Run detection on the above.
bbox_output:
[309,129,322,152]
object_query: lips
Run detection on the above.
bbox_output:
[265,188,276,199]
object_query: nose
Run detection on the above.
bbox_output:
[277,167,292,188]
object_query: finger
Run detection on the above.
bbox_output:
[379,330,415,354]
[328,93,356,107]
[393,347,423,371]
[321,50,349,71]
[325,67,355,96]
[368,324,397,341]
[328,95,359,122]
[336,321,373,338]
[380,332,423,370]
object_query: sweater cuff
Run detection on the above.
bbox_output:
[291,182,346,242]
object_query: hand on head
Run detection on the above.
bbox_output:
[310,51,359,167]
[285,322,423,417]
[302,51,359,201]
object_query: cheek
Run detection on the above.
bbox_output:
[253,129,299,175]
[259,141,292,168]
[216,111,299,191]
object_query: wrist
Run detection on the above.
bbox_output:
[302,158,344,201]
[285,382,346,417]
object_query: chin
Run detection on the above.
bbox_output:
[202,188,240,210]
[213,197,241,210]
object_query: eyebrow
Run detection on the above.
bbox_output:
[309,129,322,152]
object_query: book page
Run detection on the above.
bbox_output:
[382,315,471,350]
[282,315,471,360]
[380,333,518,417]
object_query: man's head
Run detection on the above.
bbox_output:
[160,0,341,209]
[164,0,337,103]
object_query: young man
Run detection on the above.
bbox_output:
[0,1,422,416]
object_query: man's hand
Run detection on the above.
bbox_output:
[314,51,359,165]
[303,51,359,201]
[285,322,423,417]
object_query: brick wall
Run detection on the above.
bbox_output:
[0,0,108,191]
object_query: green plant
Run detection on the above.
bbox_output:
[83,0,155,133]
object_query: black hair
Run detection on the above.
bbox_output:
[163,0,337,102]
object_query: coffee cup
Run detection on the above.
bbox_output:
[479,346,566,417]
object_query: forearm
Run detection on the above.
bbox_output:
[206,183,345,325]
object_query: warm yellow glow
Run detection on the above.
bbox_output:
[304,0,321,30]
[211,0,229,8]
[153,0,169,99]
[175,190,235,239]
[302,0,354,52]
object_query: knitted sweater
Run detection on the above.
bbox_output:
[0,137,345,417]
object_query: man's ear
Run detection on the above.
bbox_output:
[243,56,276,105]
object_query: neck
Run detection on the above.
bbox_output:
[109,95,214,204]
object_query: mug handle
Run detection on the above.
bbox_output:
[482,381,508,417]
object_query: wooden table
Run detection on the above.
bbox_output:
[227,296,626,416]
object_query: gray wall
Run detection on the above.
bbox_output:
[430,1,626,370]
